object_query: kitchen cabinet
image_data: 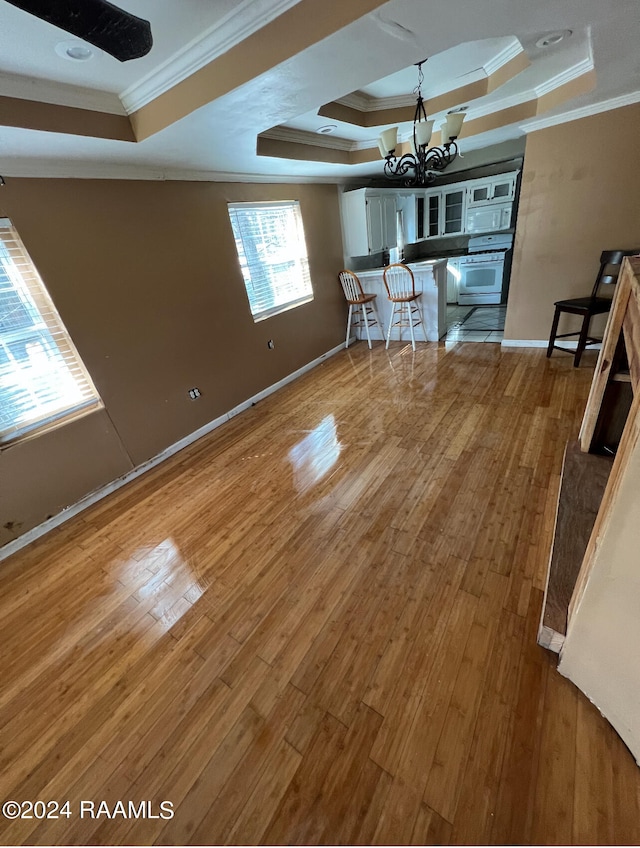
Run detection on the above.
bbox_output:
[443,188,465,234]
[416,186,466,240]
[416,191,440,240]
[395,191,417,247]
[341,189,397,256]
[415,170,518,241]
[466,172,518,206]
[341,168,520,252]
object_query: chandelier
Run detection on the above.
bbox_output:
[378,60,466,187]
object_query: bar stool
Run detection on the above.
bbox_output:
[382,263,424,351]
[338,270,382,349]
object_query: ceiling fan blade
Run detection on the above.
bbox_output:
[3,0,152,62]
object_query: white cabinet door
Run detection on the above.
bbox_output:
[442,188,465,235]
[341,190,397,256]
[381,194,398,250]
[490,175,516,201]
[468,182,493,205]
[366,194,397,253]
[416,190,442,240]
[366,196,386,254]
[341,188,369,256]
[416,187,465,239]
[467,172,518,207]
[396,193,417,245]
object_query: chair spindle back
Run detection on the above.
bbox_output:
[383,264,416,300]
[338,270,365,304]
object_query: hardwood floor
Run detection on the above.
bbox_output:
[1,341,639,845]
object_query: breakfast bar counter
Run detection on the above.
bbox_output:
[354,260,447,343]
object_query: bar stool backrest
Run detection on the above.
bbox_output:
[383,264,416,300]
[338,270,365,304]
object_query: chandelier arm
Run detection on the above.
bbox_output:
[423,141,458,171]
[384,153,418,180]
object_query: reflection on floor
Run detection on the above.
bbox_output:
[445,304,507,344]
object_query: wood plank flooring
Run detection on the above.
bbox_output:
[1,341,639,846]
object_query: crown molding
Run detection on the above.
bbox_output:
[119,0,303,114]
[534,56,594,97]
[456,55,593,122]
[520,89,640,133]
[261,127,355,151]
[484,38,524,75]
[0,161,167,180]
[465,91,537,121]
[335,92,378,112]
[0,72,126,115]
[160,168,342,184]
[0,159,342,184]
[336,39,524,114]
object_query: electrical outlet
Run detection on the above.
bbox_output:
[188,387,201,399]
[267,339,275,349]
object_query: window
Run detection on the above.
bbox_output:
[0,218,101,444]
[228,201,313,321]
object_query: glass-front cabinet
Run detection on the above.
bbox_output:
[413,170,519,242]
[416,187,465,239]
[443,189,465,234]
[417,192,442,240]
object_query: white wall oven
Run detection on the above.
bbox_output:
[458,234,513,305]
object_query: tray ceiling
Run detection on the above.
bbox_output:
[0,0,637,181]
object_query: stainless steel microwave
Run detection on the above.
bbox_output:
[465,202,512,234]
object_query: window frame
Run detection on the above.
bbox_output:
[0,218,102,447]
[228,200,314,322]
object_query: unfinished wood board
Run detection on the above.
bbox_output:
[581,256,640,451]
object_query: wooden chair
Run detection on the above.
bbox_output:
[382,263,424,351]
[547,249,639,367]
[338,270,382,349]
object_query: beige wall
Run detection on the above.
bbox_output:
[0,179,346,547]
[505,103,640,341]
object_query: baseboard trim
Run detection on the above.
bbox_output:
[0,340,347,562]
[501,339,549,348]
[501,339,602,350]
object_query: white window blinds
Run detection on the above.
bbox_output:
[0,218,101,444]
[228,201,313,321]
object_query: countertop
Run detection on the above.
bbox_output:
[356,258,447,277]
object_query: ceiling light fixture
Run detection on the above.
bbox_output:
[55,41,94,62]
[535,30,572,48]
[316,125,338,134]
[378,60,466,187]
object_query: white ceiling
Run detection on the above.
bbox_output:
[0,0,639,182]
